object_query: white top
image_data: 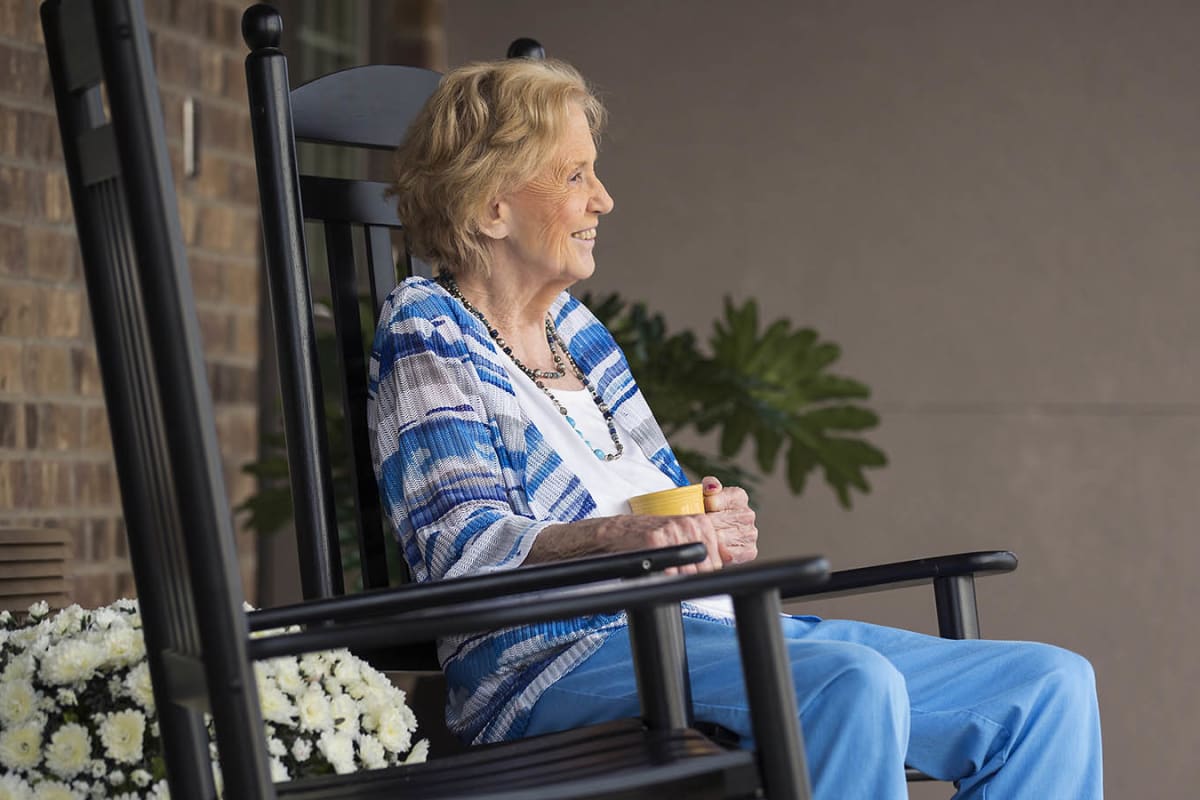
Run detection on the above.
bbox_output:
[499,350,733,616]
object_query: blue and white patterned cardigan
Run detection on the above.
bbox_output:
[368,276,697,744]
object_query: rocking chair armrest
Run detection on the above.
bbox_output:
[782,550,1017,639]
[781,550,1017,601]
[247,542,708,632]
[246,556,830,660]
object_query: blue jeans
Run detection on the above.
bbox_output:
[523,615,1103,799]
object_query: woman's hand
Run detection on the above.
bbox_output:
[701,476,759,565]
[599,513,728,574]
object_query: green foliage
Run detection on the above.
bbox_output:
[585,293,887,508]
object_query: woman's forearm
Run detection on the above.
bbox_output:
[526,514,726,572]
[526,517,621,564]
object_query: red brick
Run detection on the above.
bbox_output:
[75,346,103,398]
[25,228,80,283]
[223,263,258,305]
[156,35,200,87]
[0,106,18,160]
[23,344,76,395]
[231,312,257,359]
[0,282,41,336]
[26,403,83,451]
[42,170,72,224]
[227,159,259,206]
[17,109,62,165]
[197,204,235,251]
[200,49,225,94]
[0,222,25,277]
[170,0,208,33]
[189,255,224,302]
[76,461,117,507]
[206,3,242,45]
[0,401,21,448]
[0,459,19,507]
[197,307,230,354]
[22,460,72,508]
[82,406,111,453]
[41,287,83,340]
[0,165,30,217]
[0,340,21,394]
[0,43,52,103]
[223,53,248,108]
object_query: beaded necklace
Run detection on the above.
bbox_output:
[439,273,625,461]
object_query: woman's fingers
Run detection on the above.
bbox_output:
[704,483,750,514]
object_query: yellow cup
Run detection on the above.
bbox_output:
[628,484,705,516]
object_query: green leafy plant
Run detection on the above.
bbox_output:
[584,293,886,507]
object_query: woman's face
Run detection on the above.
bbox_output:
[497,104,614,285]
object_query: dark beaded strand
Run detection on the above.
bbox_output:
[439,273,624,461]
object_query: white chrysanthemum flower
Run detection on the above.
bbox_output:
[272,658,304,696]
[51,605,84,636]
[3,653,35,682]
[123,663,155,711]
[0,680,37,725]
[56,688,77,706]
[98,709,146,764]
[40,639,105,686]
[269,757,290,782]
[291,738,312,762]
[357,686,394,732]
[91,607,120,630]
[330,693,359,734]
[316,731,356,775]
[0,773,34,800]
[130,770,152,788]
[148,780,170,799]
[375,706,413,754]
[332,656,361,687]
[31,780,80,800]
[357,734,387,769]
[29,601,50,619]
[107,770,125,786]
[99,628,144,668]
[404,738,430,764]
[88,759,106,778]
[44,723,92,779]
[296,688,332,732]
[0,722,43,771]
[257,681,295,726]
[266,736,286,758]
[298,652,326,678]
[0,609,12,626]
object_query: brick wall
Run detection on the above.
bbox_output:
[0,0,261,608]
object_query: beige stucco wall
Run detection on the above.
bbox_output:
[446,1,1200,795]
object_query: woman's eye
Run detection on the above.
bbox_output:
[569,171,584,183]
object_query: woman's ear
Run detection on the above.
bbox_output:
[476,197,509,241]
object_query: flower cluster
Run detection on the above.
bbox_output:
[0,601,427,799]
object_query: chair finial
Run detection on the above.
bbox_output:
[242,3,283,51]
[506,38,545,60]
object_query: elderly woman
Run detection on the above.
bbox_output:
[368,59,1102,799]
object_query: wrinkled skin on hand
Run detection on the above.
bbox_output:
[529,475,758,573]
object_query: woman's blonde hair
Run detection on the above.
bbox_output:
[391,58,606,277]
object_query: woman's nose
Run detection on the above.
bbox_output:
[591,178,614,215]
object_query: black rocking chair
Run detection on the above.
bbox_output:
[41,1,832,798]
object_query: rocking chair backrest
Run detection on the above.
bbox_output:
[42,0,273,792]
[244,6,443,600]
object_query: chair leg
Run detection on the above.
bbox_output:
[733,590,812,800]
[933,574,980,639]
[628,603,694,730]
